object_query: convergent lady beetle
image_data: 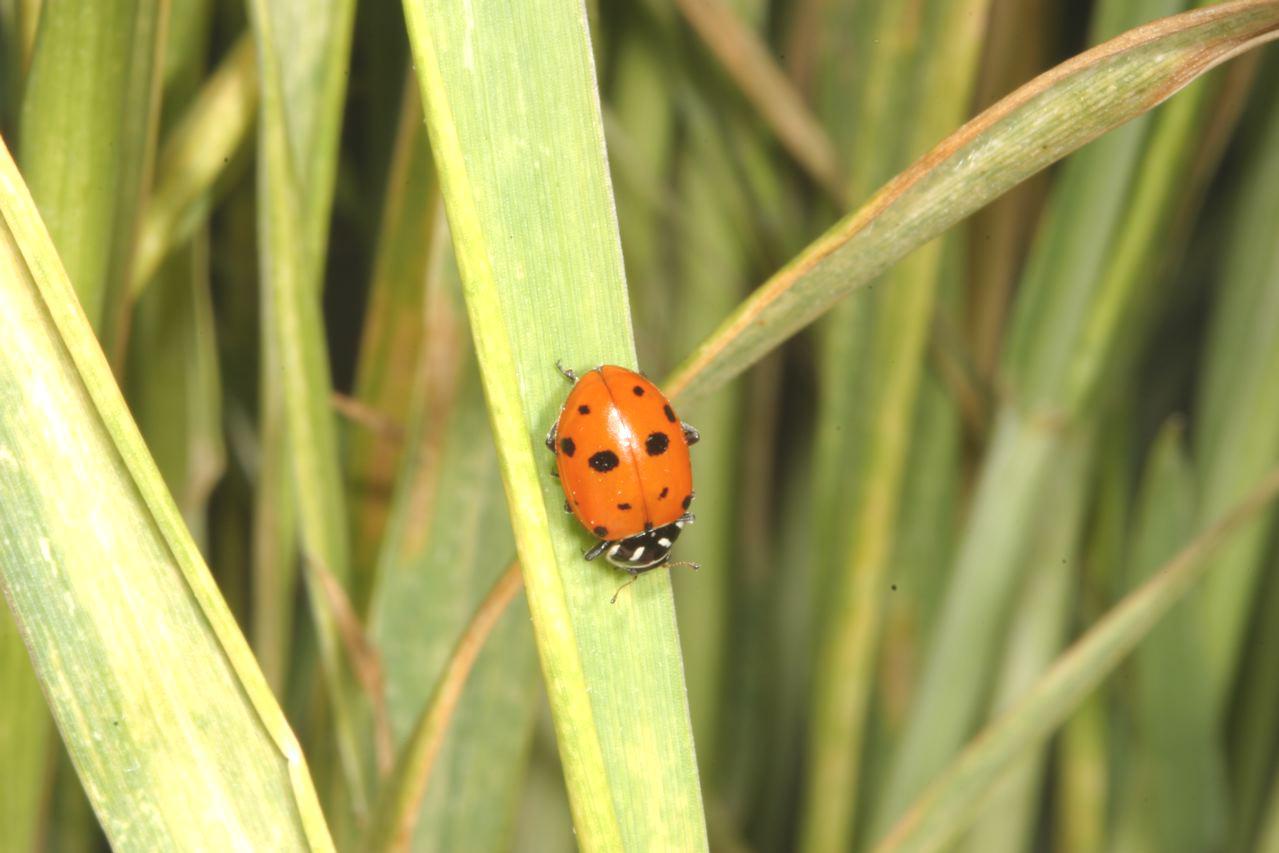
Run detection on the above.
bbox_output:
[546,362,698,597]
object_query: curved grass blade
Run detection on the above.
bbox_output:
[18,0,166,359]
[4,1,167,839]
[127,0,226,548]
[961,433,1091,850]
[664,0,1279,405]
[401,0,706,847]
[873,464,1279,853]
[346,79,439,607]
[0,125,333,852]
[364,204,538,851]
[800,2,989,849]
[131,33,257,295]
[876,2,1264,829]
[672,0,846,203]
[246,0,366,811]
[366,562,525,852]
[1192,72,1279,707]
[1121,422,1224,850]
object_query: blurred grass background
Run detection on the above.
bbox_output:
[1,0,1279,850]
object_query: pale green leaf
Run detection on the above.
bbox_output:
[0,127,332,853]
[402,0,707,847]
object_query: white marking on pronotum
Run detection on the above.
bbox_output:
[657,538,672,549]
[631,546,645,561]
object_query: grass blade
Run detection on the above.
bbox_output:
[672,0,846,202]
[346,79,439,606]
[18,0,166,358]
[875,0,1244,828]
[367,562,525,851]
[0,129,332,851]
[1122,422,1224,851]
[800,3,989,849]
[402,0,707,846]
[665,0,1279,405]
[961,434,1091,851]
[1192,71,1279,705]
[365,209,539,850]
[131,34,257,295]
[247,0,366,811]
[874,464,1279,853]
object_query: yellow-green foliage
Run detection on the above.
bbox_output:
[1,2,1278,851]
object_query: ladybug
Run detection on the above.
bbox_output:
[546,362,699,594]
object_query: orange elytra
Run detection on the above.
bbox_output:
[545,363,698,582]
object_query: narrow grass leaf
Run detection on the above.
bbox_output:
[402,0,707,847]
[875,0,1242,828]
[366,228,538,851]
[367,563,526,852]
[0,129,332,852]
[662,2,769,771]
[132,34,257,294]
[125,0,225,545]
[671,0,846,202]
[801,3,988,849]
[346,79,439,606]
[874,465,1279,853]
[247,0,367,809]
[1228,545,1279,850]
[1192,74,1279,706]
[1123,422,1224,851]
[665,0,1279,405]
[18,0,166,358]
[962,434,1091,851]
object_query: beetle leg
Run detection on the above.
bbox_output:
[554,360,578,383]
[610,572,640,605]
[584,539,610,561]
[545,421,557,452]
[550,465,559,479]
[563,500,572,513]
[676,512,696,527]
[681,422,700,446]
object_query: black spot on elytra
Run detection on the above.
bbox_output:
[659,486,669,499]
[682,493,693,510]
[617,502,632,510]
[560,437,576,457]
[578,404,591,415]
[632,385,645,396]
[594,525,608,537]
[663,403,676,423]
[589,450,620,472]
[645,431,670,456]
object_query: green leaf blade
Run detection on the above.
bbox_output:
[402,0,707,847]
[0,138,333,852]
